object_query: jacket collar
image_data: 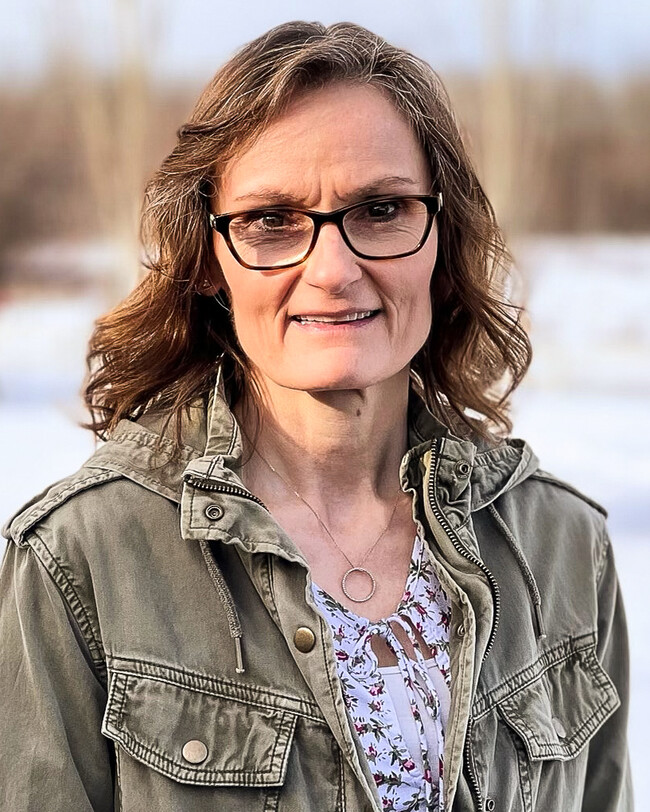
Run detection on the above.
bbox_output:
[90,377,538,520]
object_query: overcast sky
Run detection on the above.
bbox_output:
[2,0,649,84]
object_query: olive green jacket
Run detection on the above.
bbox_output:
[0,386,633,811]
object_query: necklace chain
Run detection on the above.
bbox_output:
[254,448,401,602]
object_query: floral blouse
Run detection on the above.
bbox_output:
[311,534,452,812]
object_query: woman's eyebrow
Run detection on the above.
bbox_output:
[351,177,421,200]
[232,176,420,206]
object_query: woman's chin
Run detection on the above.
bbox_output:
[267,364,406,394]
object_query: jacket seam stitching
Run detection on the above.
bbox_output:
[509,726,532,811]
[28,528,106,669]
[10,470,122,542]
[110,667,325,722]
[337,743,346,811]
[473,635,596,719]
[505,696,617,758]
[279,713,297,781]
[476,643,579,719]
[226,420,238,456]
[109,715,289,781]
[595,524,610,586]
[117,673,129,729]
[268,710,284,772]
[527,472,607,517]
[318,612,352,748]
[108,655,323,717]
[107,729,285,782]
[262,787,279,812]
[99,461,180,502]
[108,428,196,460]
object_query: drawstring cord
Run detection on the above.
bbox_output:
[487,504,547,641]
[199,539,245,673]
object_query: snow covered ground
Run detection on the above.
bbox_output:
[1,235,648,799]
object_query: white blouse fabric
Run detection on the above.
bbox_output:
[311,534,452,812]
[380,659,451,778]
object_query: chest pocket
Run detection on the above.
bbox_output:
[471,635,621,812]
[494,638,620,762]
[101,663,298,809]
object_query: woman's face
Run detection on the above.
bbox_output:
[212,82,439,395]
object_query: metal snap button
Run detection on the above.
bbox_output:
[293,626,316,653]
[485,798,496,811]
[182,739,208,764]
[552,717,567,739]
[456,622,466,637]
[204,504,223,521]
[455,460,471,478]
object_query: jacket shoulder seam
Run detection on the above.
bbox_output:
[25,527,106,677]
[528,470,607,518]
[3,468,124,547]
[595,523,611,586]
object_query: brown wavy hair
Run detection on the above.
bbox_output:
[84,20,531,446]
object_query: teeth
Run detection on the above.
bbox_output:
[295,310,376,324]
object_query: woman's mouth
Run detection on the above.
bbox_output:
[290,309,381,327]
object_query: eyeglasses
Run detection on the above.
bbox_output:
[208,193,443,271]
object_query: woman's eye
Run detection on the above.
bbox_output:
[241,211,301,231]
[258,212,288,230]
[366,201,400,220]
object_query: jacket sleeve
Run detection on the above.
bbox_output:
[581,530,634,811]
[0,538,115,811]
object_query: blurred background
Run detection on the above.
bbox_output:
[1,0,648,798]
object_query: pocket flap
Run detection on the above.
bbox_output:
[102,668,297,786]
[496,644,620,761]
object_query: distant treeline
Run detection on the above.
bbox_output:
[0,70,648,266]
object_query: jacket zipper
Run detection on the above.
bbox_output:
[184,474,269,509]
[427,438,501,812]
[426,438,501,661]
[464,717,483,811]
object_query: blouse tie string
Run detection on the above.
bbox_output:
[349,614,445,810]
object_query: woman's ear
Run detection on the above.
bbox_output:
[197,279,220,296]
[196,273,231,313]
[197,252,227,297]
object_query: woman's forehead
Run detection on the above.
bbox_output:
[217,83,431,208]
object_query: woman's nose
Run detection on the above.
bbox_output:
[300,222,363,293]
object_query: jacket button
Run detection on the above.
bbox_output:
[294,626,316,653]
[182,739,208,764]
[204,504,224,521]
[485,799,496,811]
[455,460,471,477]
[552,717,567,739]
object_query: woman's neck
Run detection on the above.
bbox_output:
[234,368,411,527]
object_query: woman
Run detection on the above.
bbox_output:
[0,21,632,812]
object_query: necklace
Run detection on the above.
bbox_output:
[255,448,401,603]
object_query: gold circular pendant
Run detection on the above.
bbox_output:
[341,567,376,602]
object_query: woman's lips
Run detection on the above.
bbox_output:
[290,309,381,329]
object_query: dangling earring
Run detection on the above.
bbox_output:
[213,289,231,313]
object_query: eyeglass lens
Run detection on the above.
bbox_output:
[227,198,430,269]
